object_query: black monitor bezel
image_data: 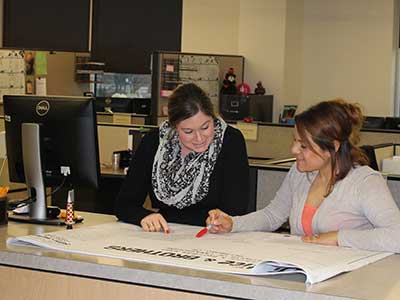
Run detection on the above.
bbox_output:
[3,95,100,190]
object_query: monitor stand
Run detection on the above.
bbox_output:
[9,214,67,225]
[9,123,63,225]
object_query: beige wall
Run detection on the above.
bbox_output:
[0,0,3,47]
[46,52,89,96]
[182,0,398,119]
[282,0,304,107]
[237,0,288,121]
[98,125,132,165]
[181,0,240,54]
[182,0,289,121]
[299,0,396,115]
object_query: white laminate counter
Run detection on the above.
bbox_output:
[1,212,400,300]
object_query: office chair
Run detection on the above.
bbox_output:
[360,145,379,171]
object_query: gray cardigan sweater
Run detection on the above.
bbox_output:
[232,164,400,253]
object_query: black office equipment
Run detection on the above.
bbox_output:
[3,0,90,52]
[363,116,386,129]
[92,0,182,73]
[3,95,100,224]
[385,117,400,130]
[220,95,250,120]
[94,97,151,115]
[249,95,274,122]
[95,97,132,113]
[132,98,151,115]
[220,95,273,122]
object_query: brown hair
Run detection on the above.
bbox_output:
[167,83,216,128]
[295,99,369,193]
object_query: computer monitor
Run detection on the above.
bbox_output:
[3,95,100,224]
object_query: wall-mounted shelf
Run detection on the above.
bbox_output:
[75,55,105,83]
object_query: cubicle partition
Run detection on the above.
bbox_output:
[51,123,400,213]
[251,143,400,212]
[4,116,400,214]
[239,123,400,161]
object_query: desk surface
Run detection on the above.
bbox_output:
[101,160,294,178]
[1,212,400,300]
[100,165,126,177]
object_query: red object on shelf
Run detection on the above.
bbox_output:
[243,117,253,123]
[237,83,251,95]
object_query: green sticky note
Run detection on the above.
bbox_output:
[35,51,47,75]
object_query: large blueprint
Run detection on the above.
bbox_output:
[7,222,391,284]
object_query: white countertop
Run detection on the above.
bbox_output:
[1,212,400,300]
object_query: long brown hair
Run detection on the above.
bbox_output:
[295,99,369,193]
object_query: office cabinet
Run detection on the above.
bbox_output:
[91,0,183,74]
[3,0,90,52]
[150,51,245,125]
[220,94,273,122]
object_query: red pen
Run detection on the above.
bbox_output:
[196,224,213,238]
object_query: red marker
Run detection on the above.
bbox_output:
[195,224,213,238]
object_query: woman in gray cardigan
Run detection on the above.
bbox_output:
[207,99,400,253]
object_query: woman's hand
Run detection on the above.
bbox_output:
[302,231,338,246]
[206,209,233,233]
[140,213,169,233]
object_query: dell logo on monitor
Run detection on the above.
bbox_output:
[36,100,50,116]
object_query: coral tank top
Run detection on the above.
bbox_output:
[302,204,317,236]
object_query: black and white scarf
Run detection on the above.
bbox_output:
[152,118,227,209]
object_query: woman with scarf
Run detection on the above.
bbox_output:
[115,83,249,233]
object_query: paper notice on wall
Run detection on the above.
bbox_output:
[235,122,258,141]
[35,51,47,75]
[0,50,25,102]
[35,77,47,95]
[113,113,131,124]
[165,64,174,72]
